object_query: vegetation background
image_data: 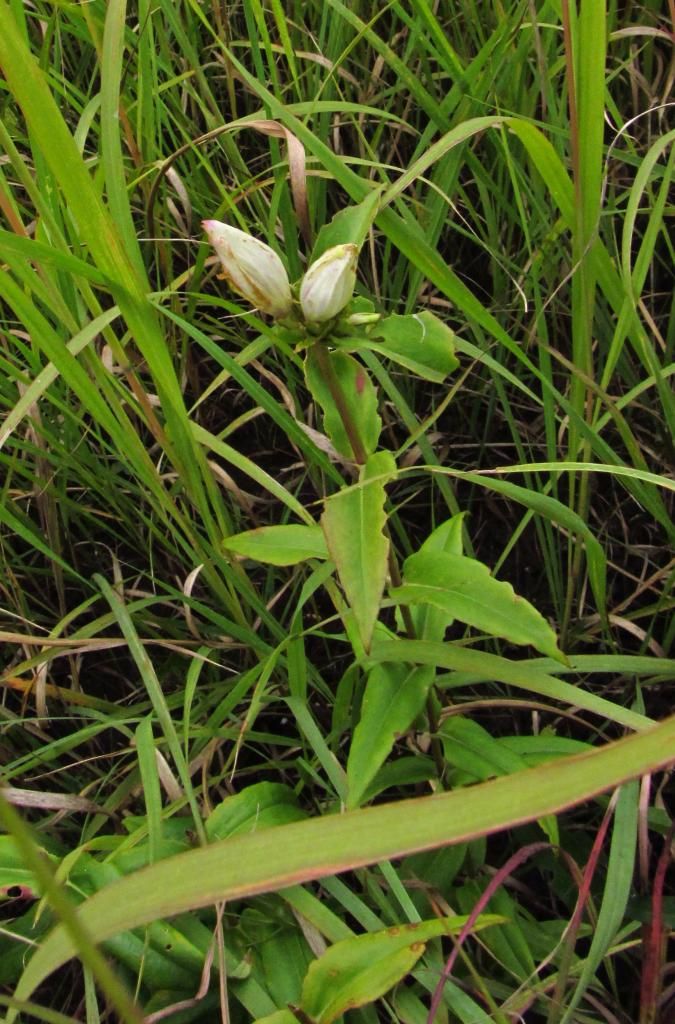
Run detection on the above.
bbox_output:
[0,1,673,1023]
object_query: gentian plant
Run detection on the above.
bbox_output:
[204,194,567,815]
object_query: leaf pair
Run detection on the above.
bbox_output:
[223,452,395,654]
[224,503,565,674]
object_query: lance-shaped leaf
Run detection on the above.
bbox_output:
[321,453,395,652]
[346,662,435,808]
[392,551,565,663]
[440,718,559,843]
[404,513,465,641]
[223,525,329,566]
[305,348,381,460]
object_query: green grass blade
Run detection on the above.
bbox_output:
[370,639,652,731]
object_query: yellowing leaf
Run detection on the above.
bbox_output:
[301,915,499,1024]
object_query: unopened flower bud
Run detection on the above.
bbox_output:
[202,220,292,319]
[300,244,359,323]
[346,312,381,326]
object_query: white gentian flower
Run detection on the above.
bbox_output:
[202,220,292,319]
[300,243,359,323]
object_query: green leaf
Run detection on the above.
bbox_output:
[369,638,651,730]
[321,454,393,652]
[206,783,306,841]
[369,311,459,383]
[440,717,527,782]
[392,551,565,662]
[223,525,329,565]
[362,450,397,482]
[360,756,436,804]
[254,1012,298,1024]
[440,717,562,846]
[415,515,465,558]
[499,734,591,766]
[135,717,163,864]
[0,229,110,285]
[561,781,639,1024]
[456,472,607,624]
[405,514,465,641]
[243,909,312,1009]
[0,836,55,899]
[311,188,383,262]
[300,915,497,1024]
[346,663,435,809]
[305,348,381,460]
[286,697,348,802]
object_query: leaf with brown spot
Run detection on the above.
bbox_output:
[299,915,500,1024]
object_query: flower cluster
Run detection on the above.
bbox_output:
[202,220,358,324]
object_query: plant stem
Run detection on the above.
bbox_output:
[311,342,368,465]
[312,341,446,784]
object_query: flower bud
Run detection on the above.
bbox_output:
[300,244,359,323]
[202,220,292,319]
[346,312,381,326]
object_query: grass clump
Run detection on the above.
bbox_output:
[0,2,673,1023]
